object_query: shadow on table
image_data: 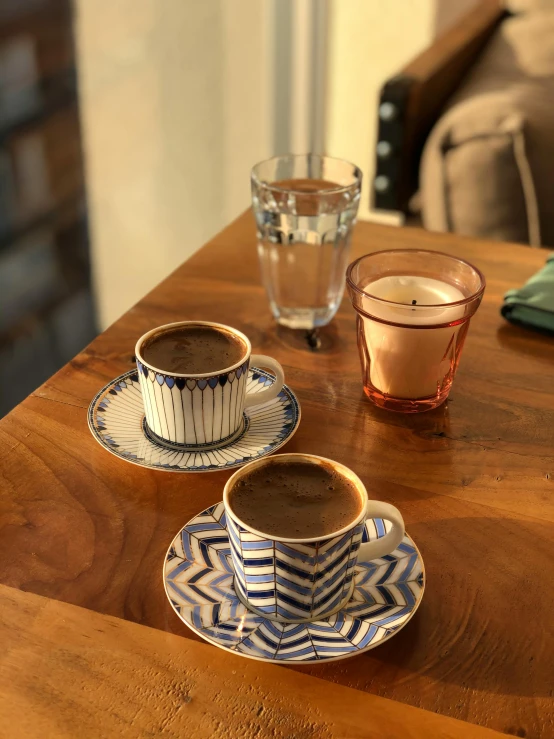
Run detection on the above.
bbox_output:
[275,322,344,354]
[294,515,554,699]
[496,323,554,363]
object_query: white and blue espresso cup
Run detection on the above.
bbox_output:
[135,321,285,450]
[223,453,405,622]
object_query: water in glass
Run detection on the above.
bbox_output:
[253,172,361,329]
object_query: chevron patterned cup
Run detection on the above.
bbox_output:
[223,453,405,623]
[135,321,285,451]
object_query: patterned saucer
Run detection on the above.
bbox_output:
[88,368,300,473]
[164,503,425,663]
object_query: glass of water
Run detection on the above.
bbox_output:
[251,155,362,329]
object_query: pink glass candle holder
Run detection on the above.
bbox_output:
[346,250,486,413]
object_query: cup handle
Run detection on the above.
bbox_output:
[358,501,405,562]
[244,355,285,408]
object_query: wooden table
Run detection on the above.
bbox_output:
[1,212,553,738]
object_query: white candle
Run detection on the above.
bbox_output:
[360,276,467,399]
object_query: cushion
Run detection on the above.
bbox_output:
[505,0,554,13]
[420,11,554,246]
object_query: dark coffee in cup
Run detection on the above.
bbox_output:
[228,458,363,539]
[141,324,246,375]
[135,321,285,449]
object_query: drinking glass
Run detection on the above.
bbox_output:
[251,154,362,329]
[346,250,486,413]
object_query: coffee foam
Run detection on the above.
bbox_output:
[229,460,363,539]
[141,324,246,375]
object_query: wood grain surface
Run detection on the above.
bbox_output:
[1,212,553,737]
[0,584,508,739]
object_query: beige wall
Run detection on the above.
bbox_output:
[76,0,272,328]
[77,0,480,327]
[324,0,477,222]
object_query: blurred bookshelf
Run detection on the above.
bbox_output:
[0,0,97,417]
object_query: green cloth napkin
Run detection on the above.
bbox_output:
[501,255,554,335]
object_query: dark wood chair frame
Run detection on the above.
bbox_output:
[372,0,508,214]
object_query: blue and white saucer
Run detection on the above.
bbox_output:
[88,368,300,473]
[164,503,425,663]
